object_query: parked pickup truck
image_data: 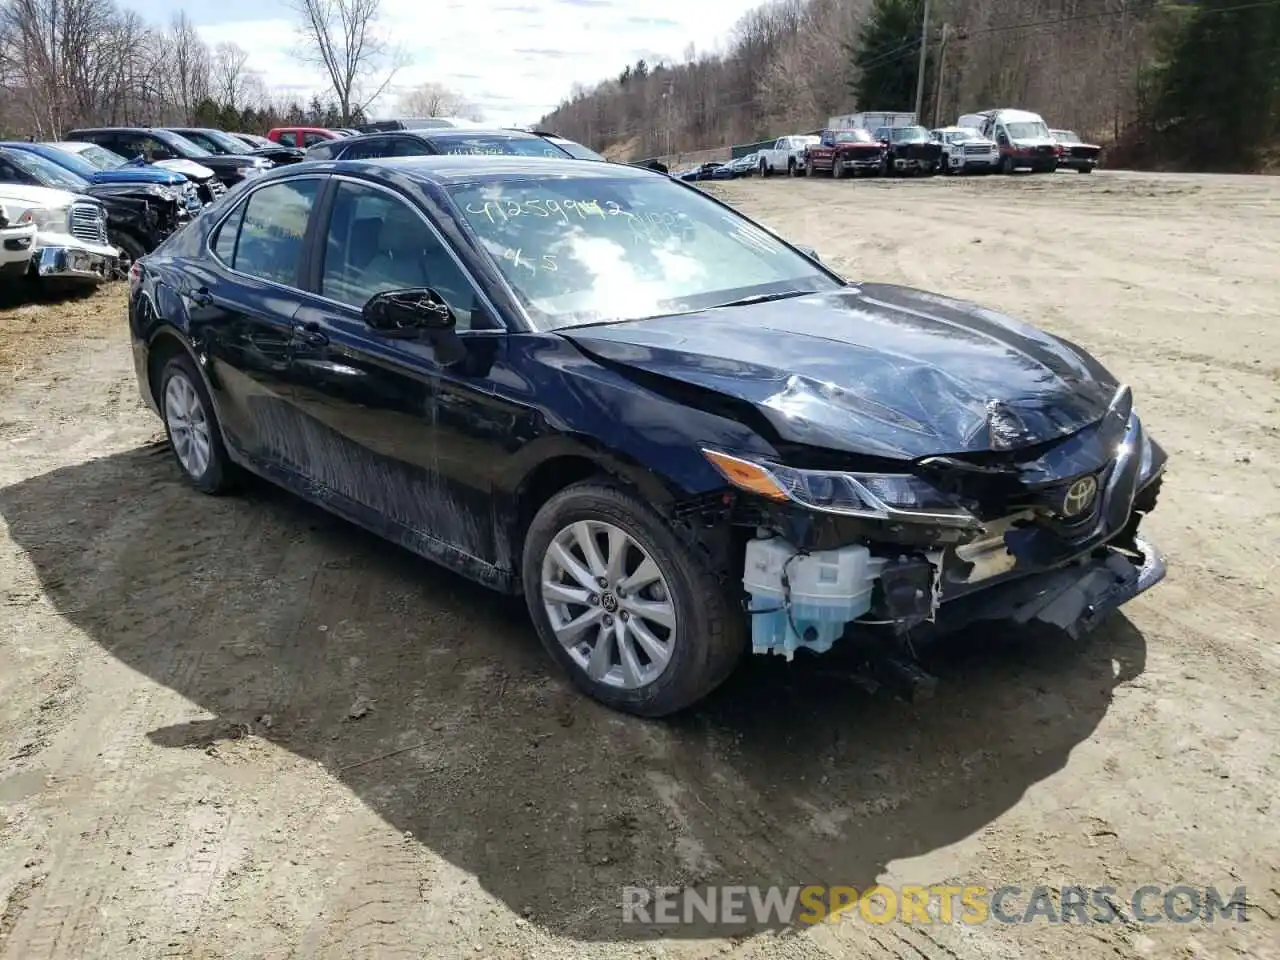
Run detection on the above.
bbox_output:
[0,183,117,283]
[0,202,38,280]
[804,128,884,178]
[756,135,819,177]
[1050,129,1102,173]
[873,125,943,176]
[930,126,1000,174]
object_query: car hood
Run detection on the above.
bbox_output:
[153,158,215,179]
[559,284,1120,460]
[1011,137,1058,148]
[0,183,81,207]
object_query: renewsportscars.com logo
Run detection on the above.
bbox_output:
[621,884,1251,927]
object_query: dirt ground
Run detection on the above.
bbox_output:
[1,170,1277,960]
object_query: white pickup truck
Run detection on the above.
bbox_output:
[0,202,39,281]
[756,135,820,177]
[0,184,118,283]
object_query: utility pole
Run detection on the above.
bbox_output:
[913,0,930,118]
[933,23,949,127]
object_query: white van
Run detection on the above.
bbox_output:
[958,109,1059,173]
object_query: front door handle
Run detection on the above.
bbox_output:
[293,320,329,347]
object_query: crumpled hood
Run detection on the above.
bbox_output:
[559,284,1120,460]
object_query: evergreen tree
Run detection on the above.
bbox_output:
[1153,0,1280,168]
[846,0,934,115]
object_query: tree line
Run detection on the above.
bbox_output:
[0,0,482,139]
[538,0,1280,172]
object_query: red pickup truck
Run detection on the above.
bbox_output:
[803,128,885,178]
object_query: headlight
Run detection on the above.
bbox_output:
[17,205,67,232]
[155,186,179,202]
[702,449,978,527]
[235,166,257,177]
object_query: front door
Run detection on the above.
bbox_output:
[286,176,508,567]
[187,174,326,471]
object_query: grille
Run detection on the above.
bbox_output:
[963,143,988,155]
[69,201,107,245]
[208,179,226,198]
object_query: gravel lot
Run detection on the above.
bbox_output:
[1,170,1277,960]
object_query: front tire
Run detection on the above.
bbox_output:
[522,482,744,717]
[1001,154,1015,174]
[111,232,147,279]
[159,353,237,494]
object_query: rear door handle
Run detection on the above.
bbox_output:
[293,320,329,347]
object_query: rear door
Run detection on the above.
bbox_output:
[183,174,327,471]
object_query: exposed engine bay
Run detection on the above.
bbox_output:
[693,383,1168,697]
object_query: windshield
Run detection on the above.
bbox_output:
[158,131,212,157]
[5,148,89,190]
[239,133,272,147]
[185,129,247,154]
[1006,121,1049,140]
[447,174,841,330]
[945,129,977,142]
[427,134,568,158]
[891,126,929,142]
[1053,130,1080,143]
[554,139,606,161]
[71,143,127,169]
[834,130,873,143]
[32,145,99,178]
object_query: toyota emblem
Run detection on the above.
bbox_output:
[1061,475,1099,517]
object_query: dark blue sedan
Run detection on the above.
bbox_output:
[678,161,735,182]
[128,155,1168,716]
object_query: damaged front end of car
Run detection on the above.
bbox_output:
[698,383,1167,698]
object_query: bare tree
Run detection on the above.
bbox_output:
[212,41,252,110]
[288,0,404,123]
[161,11,211,122]
[395,81,483,120]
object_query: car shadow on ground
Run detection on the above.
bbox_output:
[0,278,101,311]
[0,444,1147,942]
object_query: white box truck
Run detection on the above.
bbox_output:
[828,111,917,132]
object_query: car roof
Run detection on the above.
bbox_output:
[282,154,658,186]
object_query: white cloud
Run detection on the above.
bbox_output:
[198,0,754,126]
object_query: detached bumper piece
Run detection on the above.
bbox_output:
[35,245,117,281]
[921,536,1166,641]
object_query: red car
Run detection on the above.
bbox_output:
[265,126,346,149]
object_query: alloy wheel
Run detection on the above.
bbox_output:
[164,372,211,479]
[540,519,676,690]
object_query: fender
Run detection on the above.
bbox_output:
[140,284,232,448]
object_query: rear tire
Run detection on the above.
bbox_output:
[522,481,744,717]
[159,352,238,495]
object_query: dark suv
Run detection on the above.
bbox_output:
[66,127,272,197]
[303,128,573,162]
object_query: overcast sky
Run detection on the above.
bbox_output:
[129,0,754,125]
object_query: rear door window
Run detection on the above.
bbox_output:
[230,178,322,287]
[277,131,297,147]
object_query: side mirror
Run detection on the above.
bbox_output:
[363,287,456,333]
[362,287,467,364]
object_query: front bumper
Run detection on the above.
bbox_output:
[35,243,118,281]
[920,535,1166,641]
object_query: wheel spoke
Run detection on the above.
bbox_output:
[549,541,598,591]
[627,617,671,669]
[616,620,644,688]
[624,597,675,630]
[586,622,614,680]
[605,526,628,583]
[543,581,591,607]
[619,556,661,594]
[571,521,607,578]
[553,605,603,647]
